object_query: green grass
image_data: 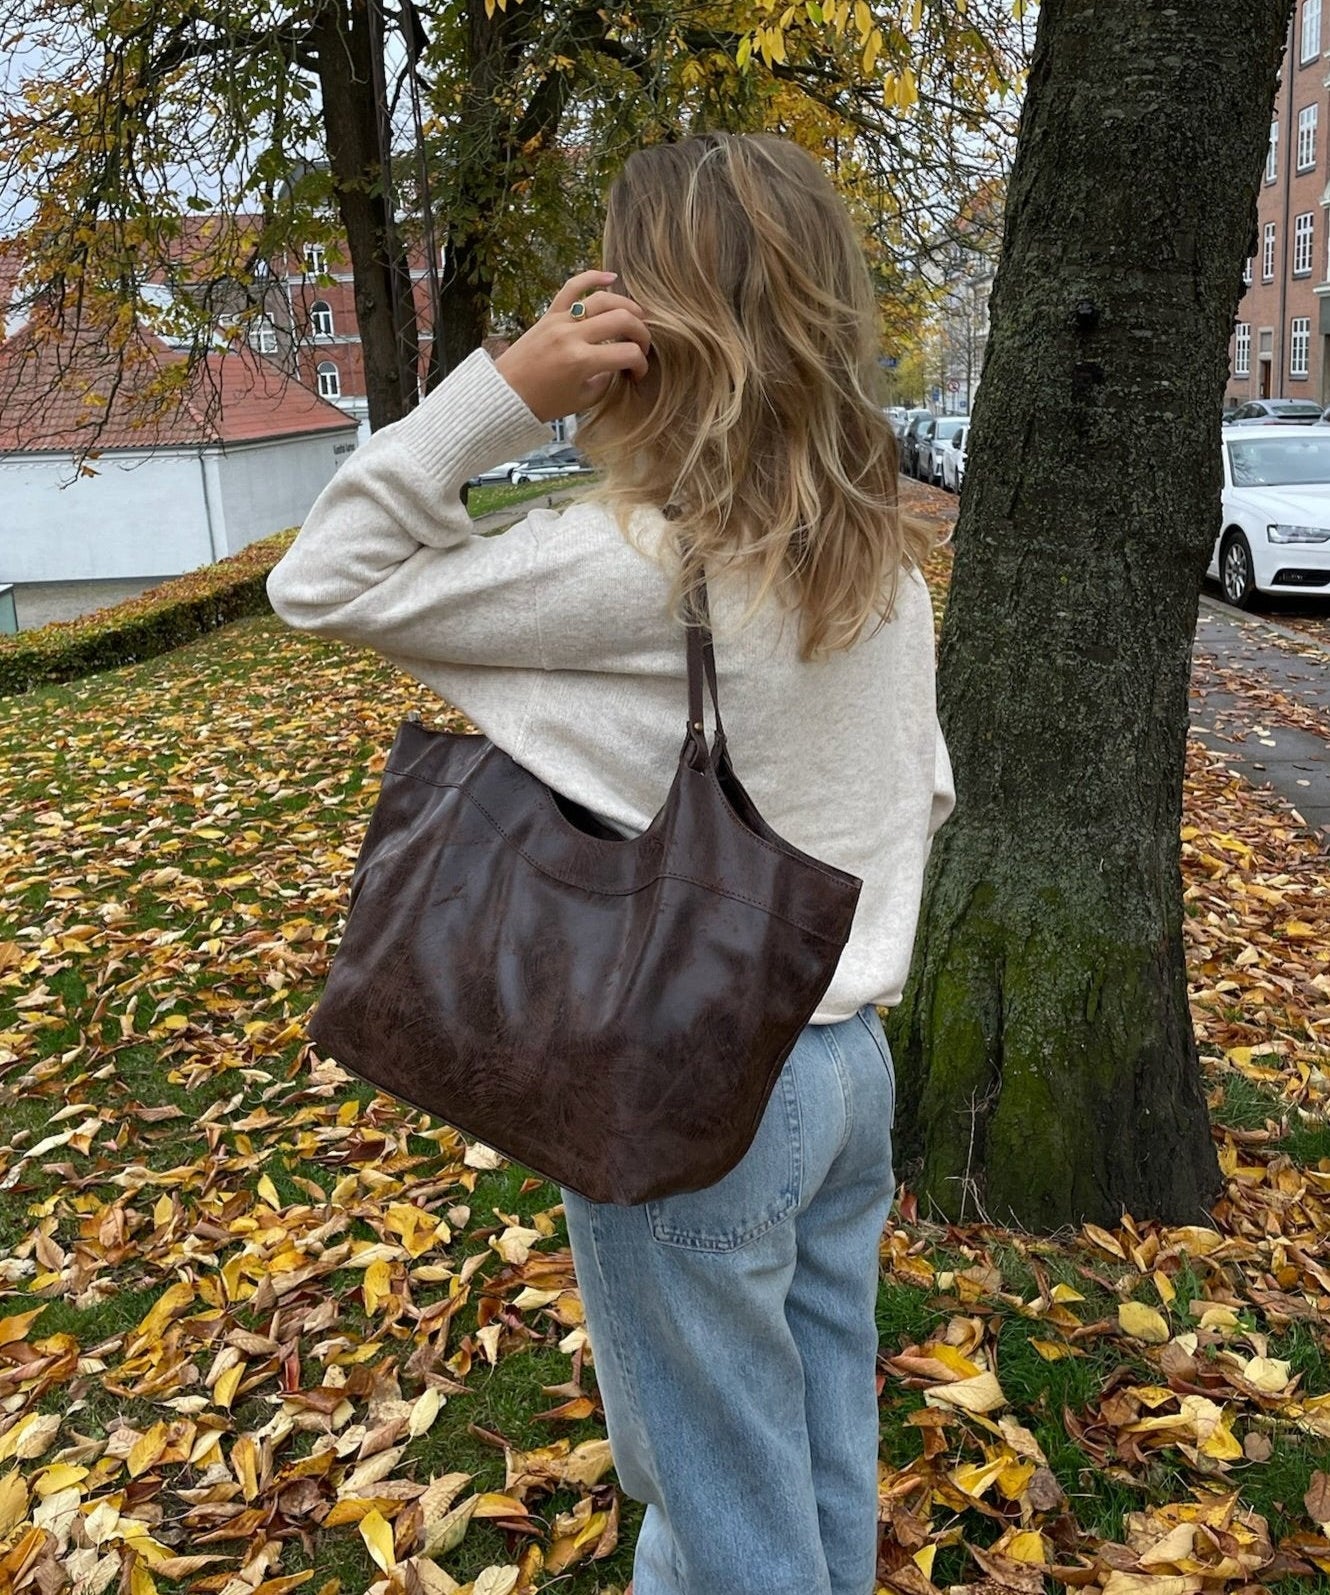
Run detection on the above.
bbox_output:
[467,476,596,519]
[1212,1071,1330,1169]
[2,580,1330,1593]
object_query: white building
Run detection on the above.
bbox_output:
[0,326,357,583]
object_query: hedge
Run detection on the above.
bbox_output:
[0,530,298,698]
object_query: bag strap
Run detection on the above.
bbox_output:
[685,578,725,749]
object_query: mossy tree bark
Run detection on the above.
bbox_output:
[887,0,1293,1231]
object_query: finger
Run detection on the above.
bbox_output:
[572,289,648,322]
[581,337,651,382]
[549,270,618,315]
[569,307,651,358]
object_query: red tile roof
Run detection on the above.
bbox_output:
[0,322,356,454]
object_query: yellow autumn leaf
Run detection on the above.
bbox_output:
[1243,1355,1292,1392]
[924,1341,982,1379]
[473,1493,529,1518]
[213,1359,246,1410]
[1029,1338,1073,1361]
[34,1461,87,1498]
[1083,1223,1127,1259]
[0,1470,29,1536]
[1198,1412,1245,1461]
[126,1422,168,1480]
[363,1258,392,1315]
[232,1435,260,1502]
[131,1280,195,1346]
[1102,1576,1203,1595]
[952,1457,1007,1498]
[471,1569,519,1595]
[924,1371,1006,1413]
[1006,1530,1049,1564]
[423,1494,478,1557]
[359,1508,396,1573]
[996,1457,1036,1500]
[1119,1301,1171,1344]
[0,1307,46,1345]
[129,1563,158,1595]
[492,1226,541,1266]
[409,1387,443,1438]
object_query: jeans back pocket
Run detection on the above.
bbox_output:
[646,1064,804,1252]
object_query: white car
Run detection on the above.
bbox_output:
[940,424,968,493]
[1211,426,1330,606]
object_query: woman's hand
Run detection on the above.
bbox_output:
[494,269,651,423]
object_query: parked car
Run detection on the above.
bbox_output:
[900,412,935,477]
[893,408,931,465]
[918,416,970,487]
[1209,426,1330,606]
[507,444,594,483]
[940,423,968,493]
[883,406,911,436]
[467,459,524,487]
[1224,398,1324,427]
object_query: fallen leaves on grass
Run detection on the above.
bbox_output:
[0,544,1327,1594]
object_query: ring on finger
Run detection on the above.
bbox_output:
[569,300,588,320]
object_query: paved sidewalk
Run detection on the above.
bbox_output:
[1191,597,1330,842]
[9,578,166,631]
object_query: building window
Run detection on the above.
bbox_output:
[310,300,334,338]
[1303,0,1322,62]
[304,244,327,276]
[253,257,270,281]
[1296,212,1316,274]
[1263,221,1277,280]
[1299,104,1319,170]
[249,316,278,356]
[317,361,341,399]
[1243,255,1254,286]
[1234,323,1251,377]
[1291,317,1311,378]
[1267,122,1279,182]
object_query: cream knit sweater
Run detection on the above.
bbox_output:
[267,349,954,1023]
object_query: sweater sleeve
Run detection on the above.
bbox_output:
[265,349,557,667]
[929,720,956,839]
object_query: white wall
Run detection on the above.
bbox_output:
[0,427,357,582]
[0,451,215,582]
[215,430,359,556]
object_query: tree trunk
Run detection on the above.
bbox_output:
[887,0,1293,1230]
[435,231,494,382]
[429,0,603,385]
[312,0,418,430]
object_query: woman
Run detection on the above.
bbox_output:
[268,132,952,1595]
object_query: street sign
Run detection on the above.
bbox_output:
[881,356,899,369]
[948,380,960,393]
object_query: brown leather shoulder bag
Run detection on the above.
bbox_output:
[308,590,862,1205]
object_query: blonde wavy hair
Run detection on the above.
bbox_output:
[576,132,932,660]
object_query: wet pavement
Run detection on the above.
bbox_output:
[1191,595,1330,844]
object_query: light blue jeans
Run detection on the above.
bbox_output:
[562,1005,897,1595]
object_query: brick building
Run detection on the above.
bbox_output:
[208,228,521,442]
[242,234,444,440]
[1228,0,1330,406]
